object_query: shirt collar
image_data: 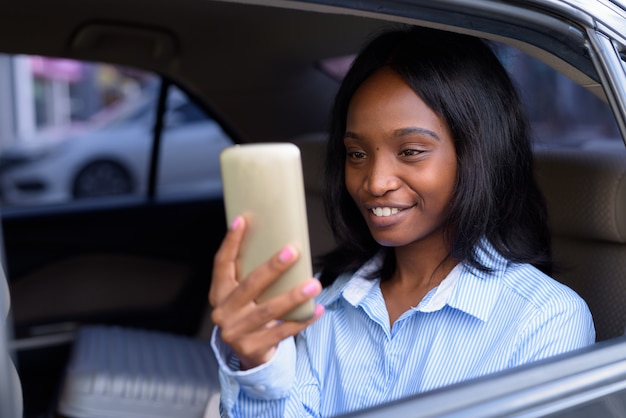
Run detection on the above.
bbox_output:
[317,240,509,322]
[316,255,381,307]
[446,240,508,321]
[415,263,462,313]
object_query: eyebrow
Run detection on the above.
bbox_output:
[395,127,440,141]
[344,127,440,141]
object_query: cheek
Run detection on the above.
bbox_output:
[421,158,457,206]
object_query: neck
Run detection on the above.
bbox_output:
[391,235,455,289]
[380,234,457,327]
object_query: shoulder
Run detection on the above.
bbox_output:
[498,262,595,344]
[498,263,596,362]
[501,262,588,313]
[473,240,589,315]
[465,240,594,342]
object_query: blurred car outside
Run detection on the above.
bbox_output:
[0,82,232,206]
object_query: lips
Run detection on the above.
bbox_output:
[362,202,415,234]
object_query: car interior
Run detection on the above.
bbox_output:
[1,0,625,417]
[2,265,22,418]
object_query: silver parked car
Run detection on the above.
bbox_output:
[0,85,232,205]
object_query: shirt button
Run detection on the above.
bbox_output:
[253,384,266,392]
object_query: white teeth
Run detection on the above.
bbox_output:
[371,207,400,217]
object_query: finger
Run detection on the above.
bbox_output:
[252,277,322,324]
[211,240,301,328]
[209,215,246,306]
[214,215,246,270]
[224,243,300,308]
[225,304,325,369]
[217,278,322,338]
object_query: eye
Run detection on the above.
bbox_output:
[400,148,422,157]
[347,151,367,159]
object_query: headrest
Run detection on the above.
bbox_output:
[534,147,626,243]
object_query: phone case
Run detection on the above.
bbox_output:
[220,143,315,321]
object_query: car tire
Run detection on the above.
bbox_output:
[72,160,134,198]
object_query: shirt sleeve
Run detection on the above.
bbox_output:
[211,327,295,417]
[211,326,324,417]
[510,292,596,366]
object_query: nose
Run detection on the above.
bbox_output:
[364,155,401,197]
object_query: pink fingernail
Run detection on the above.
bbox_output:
[314,304,325,317]
[301,280,320,296]
[278,245,296,263]
[230,216,243,230]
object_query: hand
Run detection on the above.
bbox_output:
[209,215,324,370]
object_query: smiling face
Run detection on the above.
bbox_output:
[344,67,457,250]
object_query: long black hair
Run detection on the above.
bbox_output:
[318,26,551,286]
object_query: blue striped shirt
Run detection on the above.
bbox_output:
[212,242,595,417]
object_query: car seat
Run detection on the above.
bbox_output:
[57,325,220,418]
[534,146,626,341]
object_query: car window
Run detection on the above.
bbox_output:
[492,43,621,149]
[170,100,208,124]
[319,42,621,150]
[0,55,233,208]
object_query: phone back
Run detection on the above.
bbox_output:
[220,143,314,321]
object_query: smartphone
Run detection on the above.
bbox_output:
[220,143,315,321]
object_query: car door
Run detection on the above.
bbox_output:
[337,337,626,418]
[0,59,233,415]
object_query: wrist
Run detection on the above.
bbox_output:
[238,346,277,371]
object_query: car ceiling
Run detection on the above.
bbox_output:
[0,0,609,142]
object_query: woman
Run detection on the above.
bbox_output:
[209,26,595,417]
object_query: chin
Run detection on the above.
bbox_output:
[370,235,409,248]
